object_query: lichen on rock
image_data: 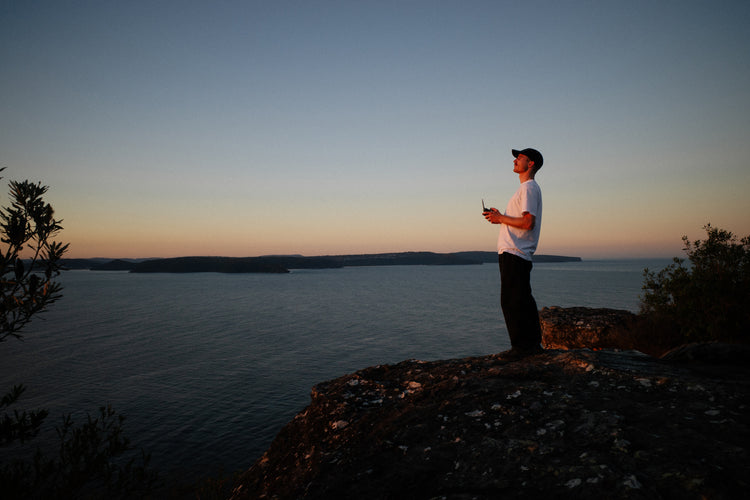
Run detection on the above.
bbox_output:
[231,308,749,499]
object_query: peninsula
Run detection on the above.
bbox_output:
[65,252,581,273]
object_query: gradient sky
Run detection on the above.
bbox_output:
[2,0,749,259]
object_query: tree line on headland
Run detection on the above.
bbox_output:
[63,252,582,273]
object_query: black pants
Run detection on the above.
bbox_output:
[498,252,542,350]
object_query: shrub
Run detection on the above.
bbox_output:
[0,169,157,498]
[1,173,68,342]
[640,224,750,344]
[1,406,158,499]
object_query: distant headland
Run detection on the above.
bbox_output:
[60,252,581,273]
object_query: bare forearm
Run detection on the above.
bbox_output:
[484,210,536,230]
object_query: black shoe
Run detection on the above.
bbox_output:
[498,348,525,360]
[499,345,544,360]
[521,345,545,356]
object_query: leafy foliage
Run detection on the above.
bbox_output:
[0,385,49,445]
[0,170,157,498]
[1,168,67,452]
[640,224,750,343]
[1,406,158,499]
[1,169,68,342]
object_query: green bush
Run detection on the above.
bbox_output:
[0,173,68,342]
[1,406,158,499]
[640,224,750,344]
[0,169,157,498]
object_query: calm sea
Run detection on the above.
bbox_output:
[0,259,669,480]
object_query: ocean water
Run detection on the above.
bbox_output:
[0,259,669,480]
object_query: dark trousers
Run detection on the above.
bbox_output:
[498,252,542,350]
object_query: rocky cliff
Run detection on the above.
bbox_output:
[231,308,749,499]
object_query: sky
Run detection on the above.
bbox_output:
[2,0,749,259]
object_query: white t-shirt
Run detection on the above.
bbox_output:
[497,179,542,261]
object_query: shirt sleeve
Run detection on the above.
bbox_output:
[520,183,540,217]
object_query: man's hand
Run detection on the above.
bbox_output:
[483,208,500,223]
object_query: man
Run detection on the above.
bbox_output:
[483,148,544,357]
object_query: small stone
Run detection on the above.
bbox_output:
[546,420,565,430]
[622,475,642,489]
[331,420,349,430]
[566,478,582,488]
[613,438,630,452]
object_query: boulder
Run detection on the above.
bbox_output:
[540,306,637,350]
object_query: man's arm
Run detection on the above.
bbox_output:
[484,209,536,230]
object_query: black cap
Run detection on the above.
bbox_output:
[512,148,543,168]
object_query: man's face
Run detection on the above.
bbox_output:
[513,154,532,173]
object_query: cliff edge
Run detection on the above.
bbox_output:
[231,308,749,499]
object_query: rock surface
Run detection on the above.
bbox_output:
[540,306,638,350]
[231,309,749,500]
